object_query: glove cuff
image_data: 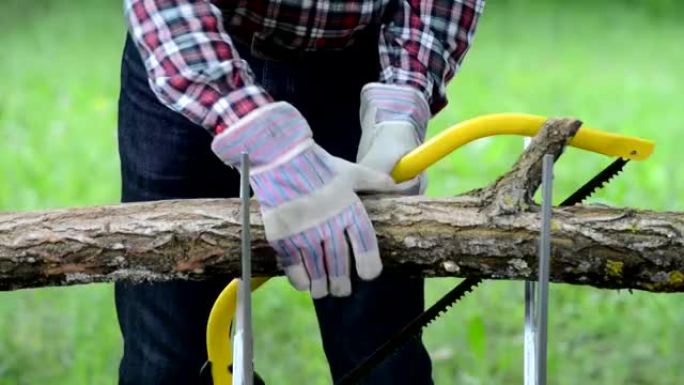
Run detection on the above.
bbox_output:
[211,101,312,170]
[360,83,430,141]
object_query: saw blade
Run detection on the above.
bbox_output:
[560,158,627,206]
[335,277,482,385]
[335,158,630,385]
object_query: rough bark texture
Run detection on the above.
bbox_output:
[2,119,682,293]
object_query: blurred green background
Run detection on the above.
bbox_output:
[1,0,683,384]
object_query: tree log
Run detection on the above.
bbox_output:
[1,119,682,293]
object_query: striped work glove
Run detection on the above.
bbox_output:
[211,102,398,298]
[357,83,430,194]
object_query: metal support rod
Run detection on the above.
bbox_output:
[236,152,253,385]
[524,280,537,385]
[523,138,537,385]
[536,154,554,385]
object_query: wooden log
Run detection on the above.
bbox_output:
[2,118,681,293]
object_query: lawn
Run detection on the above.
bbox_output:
[1,1,683,384]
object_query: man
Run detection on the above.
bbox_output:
[117,1,483,384]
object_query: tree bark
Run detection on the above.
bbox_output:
[1,119,682,293]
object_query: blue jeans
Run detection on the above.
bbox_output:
[116,34,432,385]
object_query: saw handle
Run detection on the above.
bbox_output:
[205,113,654,385]
[392,113,654,182]
[206,277,269,385]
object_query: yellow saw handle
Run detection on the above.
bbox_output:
[205,113,654,385]
[206,277,269,385]
[392,113,654,182]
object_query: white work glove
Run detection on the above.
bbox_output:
[212,102,399,298]
[357,83,431,195]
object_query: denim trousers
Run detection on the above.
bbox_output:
[116,33,432,385]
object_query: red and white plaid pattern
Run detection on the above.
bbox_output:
[379,0,484,113]
[124,0,273,135]
[124,0,484,135]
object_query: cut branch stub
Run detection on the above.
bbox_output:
[472,118,582,215]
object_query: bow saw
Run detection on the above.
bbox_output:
[203,113,654,385]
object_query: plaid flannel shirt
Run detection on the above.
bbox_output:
[124,0,484,136]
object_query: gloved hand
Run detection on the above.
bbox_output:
[357,83,431,194]
[212,102,398,298]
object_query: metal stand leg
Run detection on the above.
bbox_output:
[524,281,537,385]
[523,138,537,385]
[234,152,253,385]
[536,154,553,385]
[524,154,553,385]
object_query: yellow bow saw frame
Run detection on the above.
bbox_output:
[205,113,654,385]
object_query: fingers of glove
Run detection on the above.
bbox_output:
[394,172,428,196]
[272,240,310,292]
[283,264,311,292]
[296,231,329,299]
[357,145,400,175]
[330,156,400,193]
[312,144,398,192]
[328,274,352,298]
[344,202,383,281]
[321,222,352,297]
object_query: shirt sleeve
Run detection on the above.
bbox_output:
[378,0,485,114]
[124,0,273,135]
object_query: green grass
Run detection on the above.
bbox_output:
[1,1,683,384]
